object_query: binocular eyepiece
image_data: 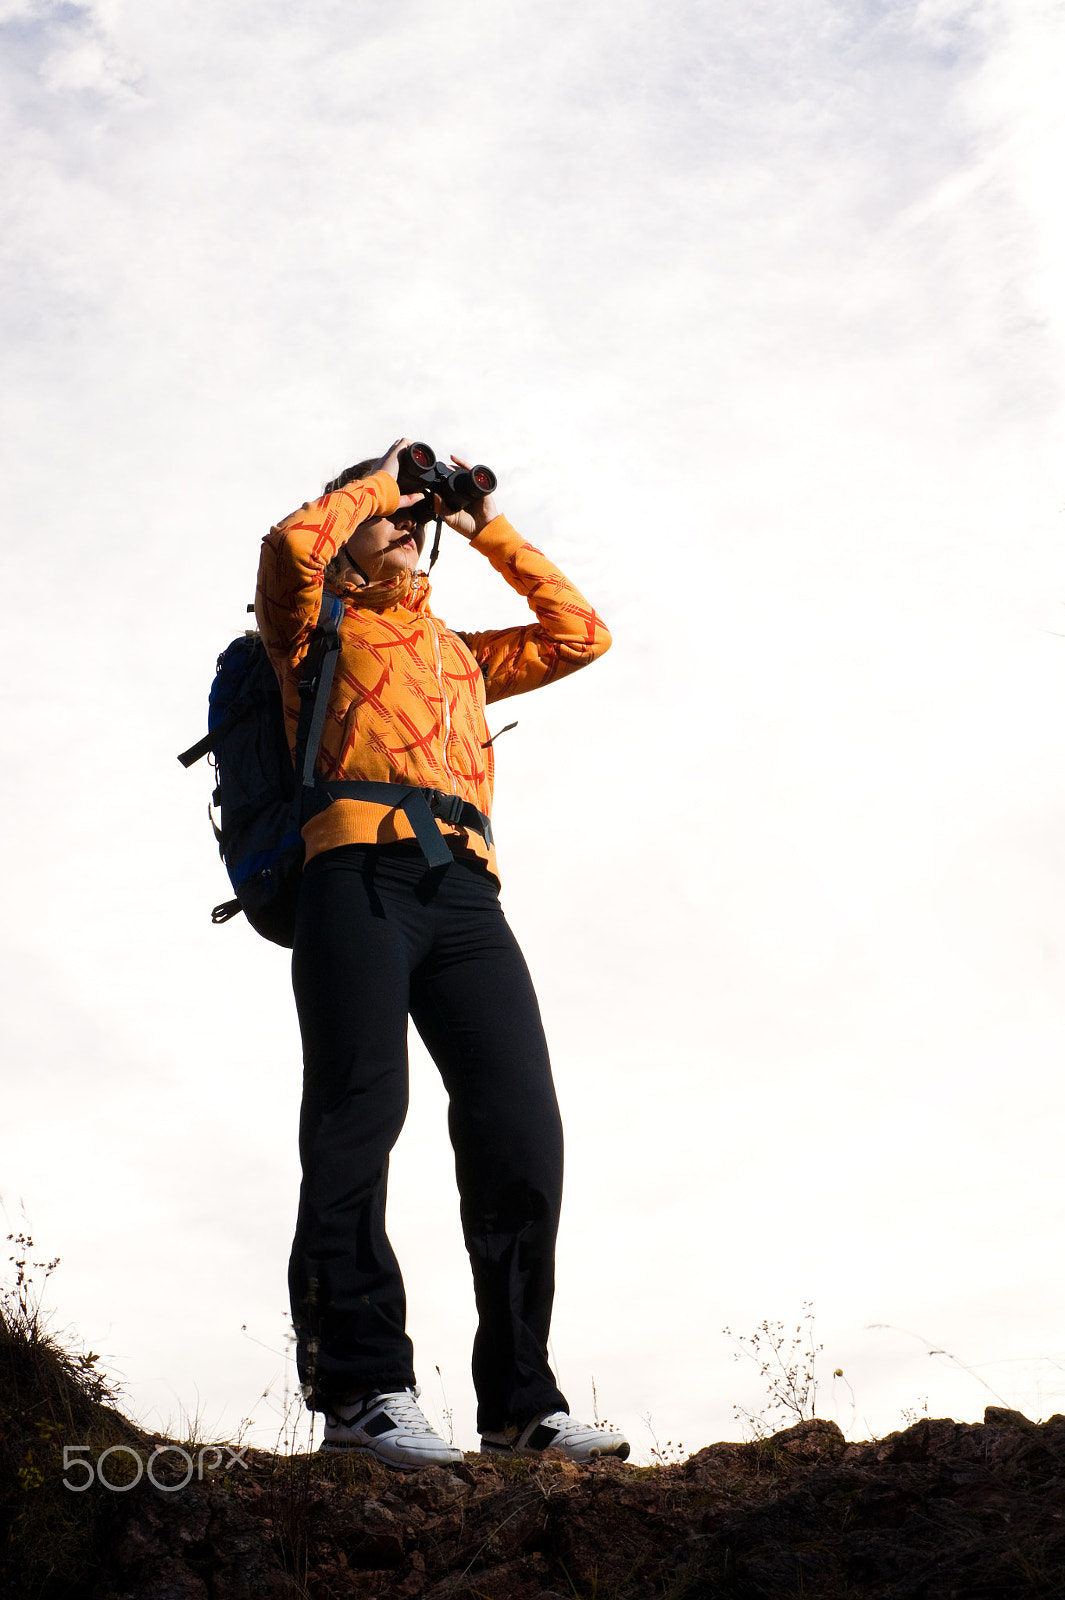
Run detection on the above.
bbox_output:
[396,442,497,524]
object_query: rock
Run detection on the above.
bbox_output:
[336,1496,407,1565]
[107,1481,299,1598]
[874,1416,961,1463]
[768,1417,849,1461]
[983,1405,1035,1428]
[407,1466,473,1511]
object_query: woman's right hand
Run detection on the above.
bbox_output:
[370,438,426,511]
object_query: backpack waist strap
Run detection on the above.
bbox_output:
[311,781,494,873]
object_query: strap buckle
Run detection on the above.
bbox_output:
[425,789,494,849]
[427,790,466,827]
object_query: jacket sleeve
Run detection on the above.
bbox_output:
[255,470,400,670]
[455,516,612,704]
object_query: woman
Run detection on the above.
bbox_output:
[256,437,625,1468]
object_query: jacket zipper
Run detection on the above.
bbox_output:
[426,616,457,787]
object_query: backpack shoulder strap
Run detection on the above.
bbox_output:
[178,592,343,808]
[294,591,344,794]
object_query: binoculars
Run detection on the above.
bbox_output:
[396,443,497,524]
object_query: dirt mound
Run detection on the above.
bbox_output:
[5,1382,1065,1598]
[5,1279,1064,1600]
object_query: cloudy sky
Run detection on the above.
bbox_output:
[2,0,1065,1459]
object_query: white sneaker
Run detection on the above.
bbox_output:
[320,1387,463,1469]
[480,1410,630,1462]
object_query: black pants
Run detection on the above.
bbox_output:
[289,842,568,1433]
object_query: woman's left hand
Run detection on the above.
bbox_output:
[439,455,500,540]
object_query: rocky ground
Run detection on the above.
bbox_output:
[6,1395,1065,1597]
[4,1305,1065,1598]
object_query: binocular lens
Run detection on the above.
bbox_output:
[396,443,497,525]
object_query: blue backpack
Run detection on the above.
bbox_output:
[180,595,497,946]
[178,597,343,948]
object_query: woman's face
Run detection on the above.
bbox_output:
[344,508,427,583]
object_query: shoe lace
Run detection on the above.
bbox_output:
[544,1412,614,1437]
[377,1388,439,1436]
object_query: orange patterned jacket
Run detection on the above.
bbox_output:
[255,469,612,874]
